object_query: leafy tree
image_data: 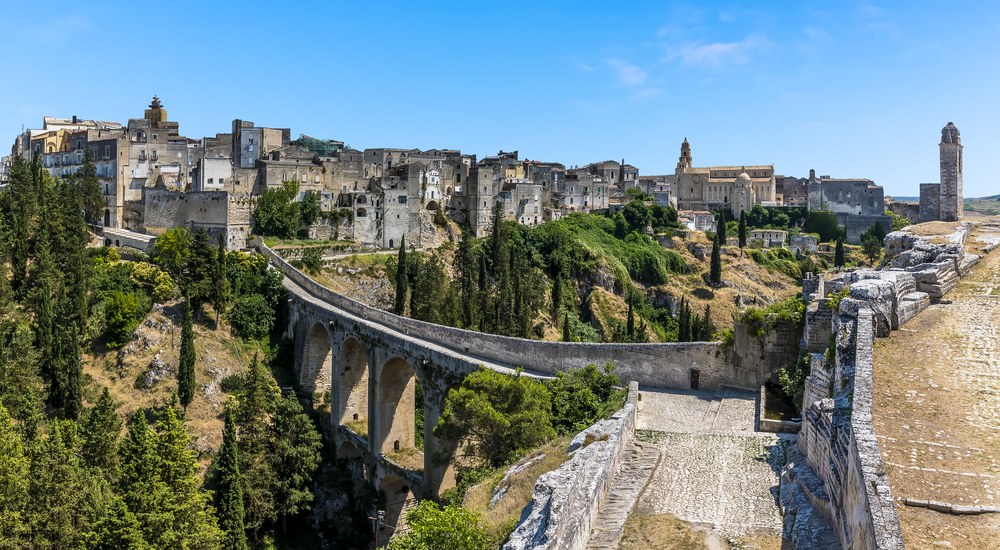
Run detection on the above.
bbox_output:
[300,190,322,226]
[546,363,622,434]
[270,393,322,533]
[861,234,883,265]
[215,409,248,550]
[103,291,145,349]
[435,369,555,468]
[834,238,846,268]
[386,501,492,550]
[803,211,843,242]
[709,234,722,285]
[301,247,323,274]
[254,180,302,238]
[394,236,408,315]
[612,211,628,239]
[621,199,651,234]
[738,211,748,249]
[80,388,122,479]
[227,294,275,339]
[886,209,910,231]
[0,404,30,545]
[182,229,216,308]
[151,226,193,279]
[178,300,196,411]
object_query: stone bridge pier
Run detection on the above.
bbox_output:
[288,299,470,499]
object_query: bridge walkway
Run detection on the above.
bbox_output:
[281,273,554,380]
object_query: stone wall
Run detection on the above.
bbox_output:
[503,382,639,550]
[918,183,940,223]
[789,222,982,549]
[142,188,251,249]
[838,213,893,245]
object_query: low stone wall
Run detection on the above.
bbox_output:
[789,222,985,549]
[255,239,741,389]
[503,382,639,550]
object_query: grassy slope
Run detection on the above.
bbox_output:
[964,195,1000,216]
[83,301,264,471]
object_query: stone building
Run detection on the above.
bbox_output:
[749,228,787,247]
[775,175,808,207]
[672,138,777,216]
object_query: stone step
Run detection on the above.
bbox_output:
[585,442,661,549]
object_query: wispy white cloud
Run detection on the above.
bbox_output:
[22,16,91,42]
[607,58,648,87]
[577,63,595,73]
[664,33,769,68]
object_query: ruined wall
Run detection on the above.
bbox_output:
[918,183,940,223]
[504,382,639,550]
[142,189,251,249]
[838,213,893,245]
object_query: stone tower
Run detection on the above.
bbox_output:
[939,122,963,221]
[676,138,692,171]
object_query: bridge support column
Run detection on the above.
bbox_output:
[422,382,458,497]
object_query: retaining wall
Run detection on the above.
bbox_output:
[503,382,639,550]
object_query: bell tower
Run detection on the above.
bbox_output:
[939,122,963,221]
[676,138,692,172]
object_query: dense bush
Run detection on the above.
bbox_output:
[546,363,623,434]
[255,180,302,238]
[747,248,801,281]
[103,290,148,348]
[227,294,275,339]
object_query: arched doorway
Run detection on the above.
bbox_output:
[378,357,418,455]
[338,337,369,436]
[425,200,439,211]
[302,322,333,394]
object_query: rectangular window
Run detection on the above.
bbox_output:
[208,178,214,184]
[218,178,224,185]
[399,196,407,204]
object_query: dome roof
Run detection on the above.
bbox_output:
[736,169,751,186]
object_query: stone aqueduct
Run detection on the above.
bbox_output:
[256,241,773,498]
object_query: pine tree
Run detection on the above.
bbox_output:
[271,393,322,533]
[81,388,122,479]
[710,234,722,286]
[216,409,248,550]
[29,420,89,548]
[82,496,150,550]
[178,299,196,411]
[214,236,228,326]
[716,212,727,243]
[835,238,845,268]
[155,405,223,548]
[118,412,167,542]
[0,404,30,545]
[738,211,748,249]
[394,236,408,315]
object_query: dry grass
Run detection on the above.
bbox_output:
[619,514,711,550]
[385,447,424,472]
[344,419,368,438]
[904,221,965,237]
[871,223,1000,548]
[464,435,573,543]
[83,301,263,473]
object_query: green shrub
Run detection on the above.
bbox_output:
[103,290,148,348]
[227,293,275,339]
[301,247,323,274]
[546,363,623,434]
[220,374,245,394]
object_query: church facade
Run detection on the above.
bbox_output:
[672,139,777,217]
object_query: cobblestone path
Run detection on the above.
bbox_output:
[631,388,789,540]
[872,222,1000,547]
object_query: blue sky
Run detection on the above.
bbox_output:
[2,1,997,197]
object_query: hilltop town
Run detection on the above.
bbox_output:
[1,97,962,253]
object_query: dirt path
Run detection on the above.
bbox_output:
[872,222,1000,548]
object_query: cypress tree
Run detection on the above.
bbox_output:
[0,404,29,545]
[716,212,727,243]
[835,238,845,268]
[62,322,83,420]
[710,234,722,286]
[702,304,716,341]
[271,393,322,533]
[394,236,408,315]
[178,299,196,411]
[563,313,571,342]
[551,273,563,317]
[477,253,488,332]
[678,297,689,342]
[216,408,248,550]
[215,236,228,326]
[456,231,477,329]
[738,211,748,249]
[626,292,635,340]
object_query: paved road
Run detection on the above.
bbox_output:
[631,388,788,540]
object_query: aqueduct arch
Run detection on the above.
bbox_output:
[337,336,370,431]
[302,322,333,394]
[378,357,419,454]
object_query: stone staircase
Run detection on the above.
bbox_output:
[585,441,661,549]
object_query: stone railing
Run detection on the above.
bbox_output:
[254,239,736,389]
[503,381,639,550]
